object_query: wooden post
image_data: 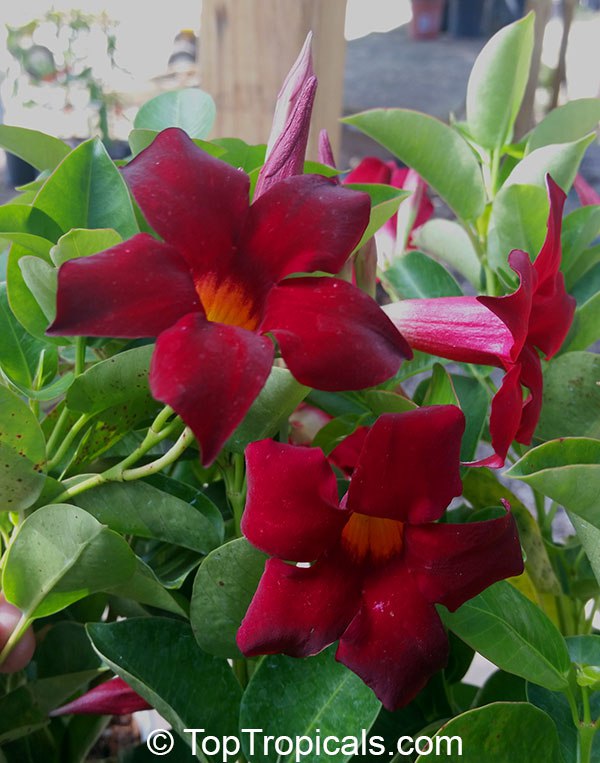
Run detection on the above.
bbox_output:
[199,0,347,160]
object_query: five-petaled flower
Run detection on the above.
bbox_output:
[383,175,576,467]
[48,128,411,464]
[237,406,523,710]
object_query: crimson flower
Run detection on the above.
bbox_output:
[48,128,410,464]
[345,157,433,264]
[383,175,576,467]
[237,406,523,710]
[50,677,151,717]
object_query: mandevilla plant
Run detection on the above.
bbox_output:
[0,12,598,763]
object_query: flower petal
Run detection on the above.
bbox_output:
[329,426,369,475]
[242,176,370,281]
[243,440,346,561]
[50,677,151,717]
[527,176,575,358]
[237,553,361,658]
[48,234,200,338]
[515,345,544,444]
[465,364,523,469]
[383,297,516,367]
[122,128,250,274]
[150,315,273,465]
[336,565,448,710]
[261,277,410,390]
[345,157,393,185]
[405,507,523,612]
[347,407,464,523]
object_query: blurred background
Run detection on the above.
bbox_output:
[0,0,599,197]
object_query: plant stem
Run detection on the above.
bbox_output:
[75,337,87,376]
[46,413,91,472]
[0,613,30,669]
[46,407,71,459]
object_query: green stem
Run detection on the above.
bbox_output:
[46,407,71,459]
[51,419,191,504]
[75,337,87,376]
[222,453,247,536]
[578,687,596,763]
[533,489,547,532]
[489,146,502,199]
[0,613,30,669]
[46,413,91,472]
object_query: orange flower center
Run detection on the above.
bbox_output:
[341,513,404,564]
[196,276,259,331]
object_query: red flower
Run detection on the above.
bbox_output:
[383,175,576,467]
[237,407,523,710]
[345,157,433,263]
[48,128,410,465]
[50,677,151,717]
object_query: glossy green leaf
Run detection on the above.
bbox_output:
[415,702,562,762]
[0,125,70,172]
[32,138,138,238]
[211,137,265,173]
[191,537,266,658]
[35,622,101,677]
[87,618,242,761]
[383,250,462,299]
[66,345,154,414]
[570,514,600,586]
[18,255,57,322]
[75,480,223,554]
[412,219,482,288]
[473,670,527,706]
[419,364,460,408]
[2,503,135,620]
[536,352,600,439]
[344,183,409,252]
[441,581,571,690]
[565,242,600,289]
[107,557,188,617]
[312,412,369,455]
[506,438,600,522]
[343,110,485,221]
[563,291,600,352]
[0,203,61,241]
[50,227,122,267]
[527,98,600,152]
[0,281,49,388]
[488,183,548,270]
[503,133,595,192]
[466,14,534,149]
[0,385,46,511]
[452,374,489,463]
[134,88,216,138]
[240,647,381,763]
[226,367,308,452]
[561,206,600,285]
[363,389,417,416]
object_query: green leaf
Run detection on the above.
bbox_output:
[527,98,600,152]
[87,618,242,761]
[211,137,265,173]
[503,133,595,192]
[419,364,460,408]
[505,438,600,522]
[452,374,489,463]
[561,205,600,285]
[191,537,266,658]
[383,250,462,299]
[412,219,482,288]
[35,621,101,677]
[343,110,485,221]
[240,648,381,763]
[66,345,154,414]
[134,89,216,138]
[18,256,57,322]
[465,14,534,149]
[344,183,409,252]
[440,581,571,690]
[473,670,527,706]
[0,125,70,172]
[32,138,138,238]
[563,291,600,352]
[488,184,548,271]
[75,480,223,554]
[570,514,600,586]
[2,503,135,620]
[362,389,417,416]
[415,702,562,762]
[536,352,600,440]
[0,203,61,242]
[50,227,122,267]
[0,281,49,388]
[0,385,46,511]
[226,367,308,452]
[107,557,188,617]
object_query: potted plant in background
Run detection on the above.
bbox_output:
[1,9,126,186]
